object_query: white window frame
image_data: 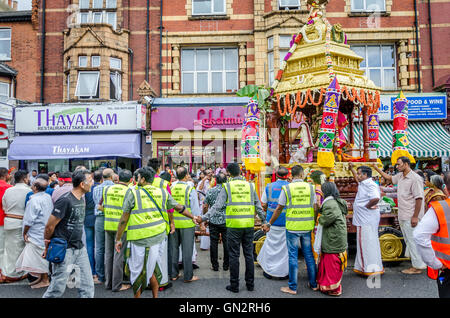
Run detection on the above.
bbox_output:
[106,0,117,8]
[79,56,88,67]
[351,0,386,12]
[93,0,104,9]
[110,57,121,70]
[75,71,100,99]
[92,11,103,23]
[181,47,239,94]
[0,28,11,61]
[78,12,90,24]
[110,71,122,100]
[278,0,301,10]
[106,11,117,30]
[192,0,226,16]
[91,56,101,67]
[79,0,90,9]
[267,37,274,85]
[351,44,397,90]
[66,73,71,100]
[0,82,10,101]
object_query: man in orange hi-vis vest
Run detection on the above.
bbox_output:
[414,171,450,298]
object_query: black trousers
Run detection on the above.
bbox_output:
[438,269,450,298]
[227,227,254,289]
[209,223,229,269]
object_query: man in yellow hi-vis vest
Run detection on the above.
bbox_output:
[100,169,133,292]
[198,163,268,293]
[169,166,201,283]
[114,167,196,298]
[262,165,318,295]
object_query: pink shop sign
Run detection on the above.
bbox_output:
[151,106,245,131]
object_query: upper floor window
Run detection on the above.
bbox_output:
[181,47,238,94]
[0,82,9,101]
[351,44,396,90]
[268,35,292,85]
[0,29,11,61]
[351,0,385,12]
[79,56,88,67]
[279,0,300,10]
[192,0,226,16]
[77,0,117,30]
[76,71,100,99]
[92,56,101,67]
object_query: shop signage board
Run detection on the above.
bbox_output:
[379,93,447,121]
[15,103,146,133]
[151,106,246,131]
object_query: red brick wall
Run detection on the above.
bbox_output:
[0,21,38,103]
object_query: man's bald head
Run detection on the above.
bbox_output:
[33,177,49,192]
[103,168,114,180]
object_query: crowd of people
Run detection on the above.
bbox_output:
[0,156,448,298]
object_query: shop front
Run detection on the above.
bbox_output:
[150,97,250,172]
[9,102,146,173]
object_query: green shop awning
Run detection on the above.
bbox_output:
[343,121,450,158]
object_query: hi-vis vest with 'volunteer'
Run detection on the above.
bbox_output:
[152,177,169,191]
[224,179,255,228]
[282,182,315,231]
[427,199,450,280]
[171,183,195,229]
[127,186,167,241]
[142,184,170,234]
[103,184,129,231]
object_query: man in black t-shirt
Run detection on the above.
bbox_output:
[42,169,95,298]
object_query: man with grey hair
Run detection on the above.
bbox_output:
[414,172,450,298]
[93,168,115,284]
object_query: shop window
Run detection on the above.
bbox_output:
[0,82,9,101]
[110,71,122,100]
[75,71,100,99]
[181,47,238,94]
[192,0,226,16]
[0,29,11,61]
[351,0,385,12]
[279,0,301,10]
[91,56,101,67]
[79,55,88,67]
[351,44,396,90]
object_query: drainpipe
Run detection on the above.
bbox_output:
[427,0,435,88]
[159,0,163,97]
[40,0,46,104]
[128,48,134,100]
[146,0,149,83]
[413,0,421,92]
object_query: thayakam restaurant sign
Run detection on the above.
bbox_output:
[151,106,245,131]
[15,103,146,133]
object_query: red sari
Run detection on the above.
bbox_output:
[317,252,347,296]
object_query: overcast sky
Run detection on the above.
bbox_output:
[17,0,31,10]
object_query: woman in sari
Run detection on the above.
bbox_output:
[424,175,447,210]
[317,182,348,296]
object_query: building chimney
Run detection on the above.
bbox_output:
[7,0,11,8]
[12,0,17,10]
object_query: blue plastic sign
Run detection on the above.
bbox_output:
[390,94,447,120]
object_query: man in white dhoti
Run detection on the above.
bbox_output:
[115,167,196,298]
[16,177,53,288]
[258,167,290,279]
[1,170,30,283]
[349,163,384,276]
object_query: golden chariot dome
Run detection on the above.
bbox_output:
[272,0,381,111]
